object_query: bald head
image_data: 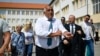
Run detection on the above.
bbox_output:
[44,5,53,12]
[68,15,75,24]
[43,5,54,20]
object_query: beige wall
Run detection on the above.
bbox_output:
[91,14,100,23]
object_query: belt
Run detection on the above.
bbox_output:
[36,46,58,51]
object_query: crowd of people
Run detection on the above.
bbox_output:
[0,5,99,56]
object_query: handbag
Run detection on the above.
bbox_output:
[11,44,16,52]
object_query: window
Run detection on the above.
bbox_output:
[96,4,99,13]
[35,11,37,15]
[62,5,69,15]
[93,0,96,4]
[12,10,16,15]
[22,11,25,15]
[80,17,83,22]
[34,19,37,23]
[22,19,25,23]
[12,19,15,23]
[55,11,60,19]
[26,11,29,15]
[8,10,11,15]
[96,0,99,3]
[30,19,33,23]
[16,18,19,23]
[76,19,79,23]
[9,19,11,23]
[80,0,82,6]
[21,19,24,22]
[76,0,78,9]
[39,11,42,15]
[73,1,75,10]
[7,18,10,23]
[78,0,80,8]
[93,5,96,14]
[26,19,29,22]
[37,11,39,15]
[33,11,35,15]
[55,0,59,8]
[99,3,100,13]
[0,10,6,14]
[30,11,33,15]
[12,19,13,23]
[17,10,20,15]
[93,0,100,14]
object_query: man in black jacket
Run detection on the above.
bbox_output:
[58,17,66,56]
[62,15,85,56]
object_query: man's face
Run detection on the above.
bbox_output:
[44,6,54,19]
[61,18,65,24]
[69,15,75,24]
[84,16,90,22]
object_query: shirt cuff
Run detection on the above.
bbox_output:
[62,29,67,34]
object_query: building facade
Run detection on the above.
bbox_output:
[0,2,47,28]
[50,0,100,34]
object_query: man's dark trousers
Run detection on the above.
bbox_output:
[36,46,59,56]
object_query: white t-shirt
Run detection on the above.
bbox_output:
[0,19,9,48]
[22,29,34,45]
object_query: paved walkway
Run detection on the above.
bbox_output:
[95,40,100,56]
[32,45,36,56]
[5,41,100,56]
[32,40,100,56]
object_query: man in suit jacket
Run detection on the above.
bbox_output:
[58,17,66,56]
[62,15,85,56]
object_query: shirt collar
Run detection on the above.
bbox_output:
[69,23,75,26]
[43,16,55,21]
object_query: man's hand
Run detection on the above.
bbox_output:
[48,30,62,37]
[0,48,5,55]
[63,40,69,45]
[6,43,11,52]
[63,31,73,39]
[77,30,82,35]
[55,30,62,36]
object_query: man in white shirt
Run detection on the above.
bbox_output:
[35,5,73,56]
[80,15,94,56]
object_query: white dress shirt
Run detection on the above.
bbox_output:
[70,24,75,34]
[35,16,67,49]
[80,22,94,40]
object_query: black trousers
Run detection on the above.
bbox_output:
[80,40,86,56]
[36,46,59,56]
[58,41,63,56]
[63,43,71,56]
